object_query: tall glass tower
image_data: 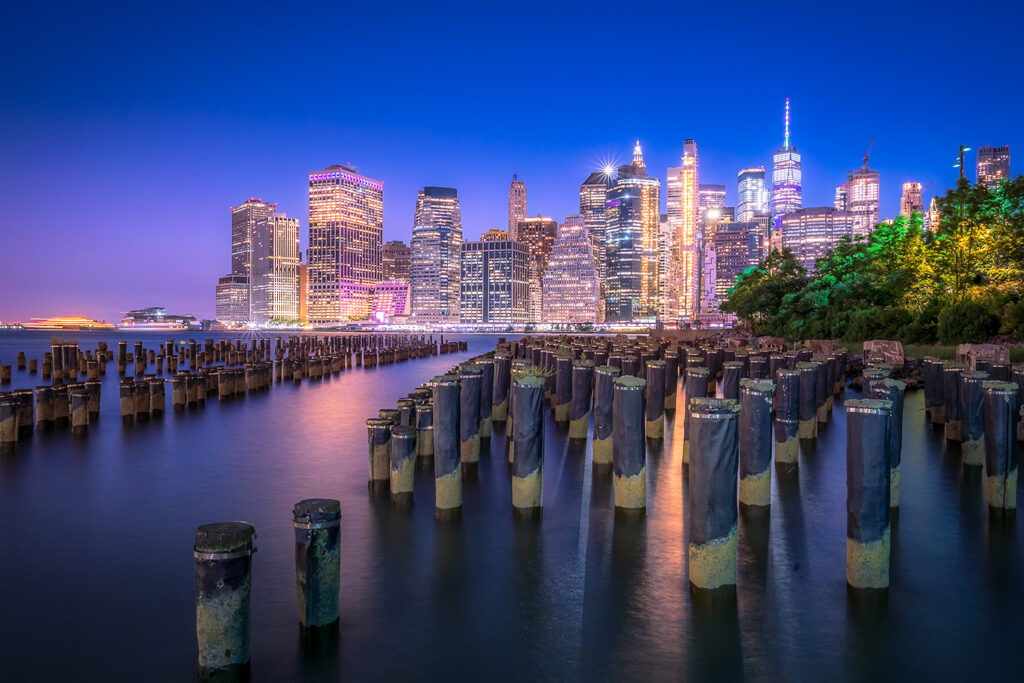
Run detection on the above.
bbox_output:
[737,167,769,222]
[410,186,462,323]
[771,98,802,230]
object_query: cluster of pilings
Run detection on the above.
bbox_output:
[0,334,462,449]
[922,356,1021,512]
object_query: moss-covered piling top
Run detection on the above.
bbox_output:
[513,374,545,389]
[981,380,1018,394]
[613,375,647,390]
[195,521,255,553]
[390,424,417,438]
[572,359,595,369]
[293,498,341,519]
[595,365,621,377]
[429,374,460,386]
[740,379,775,394]
[689,397,741,417]
[686,366,710,377]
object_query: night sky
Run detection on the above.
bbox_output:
[2,1,1020,322]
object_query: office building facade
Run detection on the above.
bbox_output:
[411,186,462,324]
[459,238,528,324]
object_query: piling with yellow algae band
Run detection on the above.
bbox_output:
[942,363,964,441]
[593,365,620,468]
[491,354,511,422]
[390,425,417,506]
[1014,366,1024,441]
[477,357,494,438]
[554,356,572,424]
[797,362,818,439]
[923,357,945,423]
[194,521,255,681]
[69,388,89,436]
[663,352,678,410]
[366,418,392,496]
[34,386,54,431]
[739,379,774,507]
[687,397,741,589]
[960,371,988,466]
[645,361,665,439]
[682,367,710,464]
[982,381,1018,510]
[774,369,800,466]
[721,361,743,400]
[569,360,594,440]
[431,375,462,520]
[0,395,18,449]
[869,378,906,509]
[613,375,647,516]
[845,399,892,590]
[293,499,341,630]
[459,366,482,471]
[415,402,434,462]
[512,375,545,519]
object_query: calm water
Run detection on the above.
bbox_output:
[0,330,1020,682]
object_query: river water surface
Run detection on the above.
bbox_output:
[0,330,1020,682]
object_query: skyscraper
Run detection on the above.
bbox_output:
[771,98,802,228]
[976,145,1010,189]
[672,139,700,321]
[737,167,769,222]
[834,184,847,211]
[508,174,527,238]
[381,240,411,282]
[250,213,300,324]
[900,182,923,219]
[307,164,383,323]
[928,196,941,234]
[460,237,528,324]
[580,171,612,300]
[542,220,600,324]
[712,222,759,301]
[411,186,462,323]
[698,184,727,218]
[605,142,661,321]
[847,164,880,237]
[516,216,558,323]
[781,207,853,270]
[215,274,249,323]
[228,198,276,320]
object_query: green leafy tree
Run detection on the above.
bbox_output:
[721,248,806,334]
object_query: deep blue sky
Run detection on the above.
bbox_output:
[2,1,1021,321]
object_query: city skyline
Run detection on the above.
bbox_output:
[3,2,1022,322]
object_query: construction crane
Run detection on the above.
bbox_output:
[862,138,874,168]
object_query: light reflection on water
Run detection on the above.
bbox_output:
[0,330,1020,681]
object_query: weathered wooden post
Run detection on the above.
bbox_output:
[739,379,774,508]
[51,384,69,428]
[431,375,462,520]
[477,357,494,438]
[961,371,988,466]
[663,352,679,410]
[459,366,482,472]
[120,379,136,423]
[415,401,434,462]
[613,375,647,516]
[569,360,593,440]
[366,418,391,496]
[293,499,341,631]
[512,375,545,519]
[943,363,964,441]
[389,426,416,506]
[774,368,800,466]
[554,356,572,423]
[687,397,741,590]
[722,361,743,400]
[593,365,620,469]
[869,378,905,509]
[982,381,1018,510]
[194,522,255,680]
[797,362,818,439]
[85,380,101,421]
[0,395,18,448]
[34,385,54,431]
[69,387,89,435]
[645,361,665,439]
[492,355,511,422]
[845,399,892,590]
[682,367,709,464]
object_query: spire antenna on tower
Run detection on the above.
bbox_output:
[784,98,791,148]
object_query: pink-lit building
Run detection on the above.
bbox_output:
[372,280,411,322]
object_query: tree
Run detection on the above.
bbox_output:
[721,249,806,334]
[932,179,996,299]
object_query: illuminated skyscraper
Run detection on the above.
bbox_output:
[542,220,600,324]
[847,165,880,237]
[516,216,558,323]
[900,182,923,219]
[657,214,673,318]
[712,222,759,301]
[307,165,383,323]
[976,145,1010,189]
[481,228,509,242]
[928,196,941,234]
[834,184,848,211]
[381,240,411,282]
[698,184,727,218]
[737,167,769,222]
[781,207,853,271]
[671,139,700,321]
[508,174,527,238]
[251,214,300,324]
[228,198,276,320]
[771,98,802,228]
[460,237,528,324]
[215,274,249,323]
[605,142,661,321]
[411,186,462,323]
[581,171,612,300]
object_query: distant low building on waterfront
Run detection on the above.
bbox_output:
[22,316,115,330]
[121,307,198,329]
